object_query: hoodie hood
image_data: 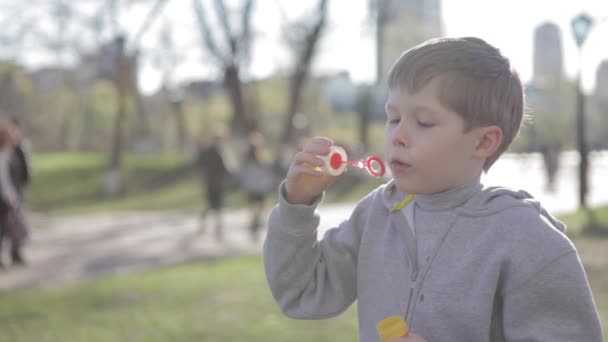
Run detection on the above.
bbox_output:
[380,178,566,233]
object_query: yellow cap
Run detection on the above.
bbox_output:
[377,315,409,341]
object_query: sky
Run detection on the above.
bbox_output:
[2,0,608,95]
[138,0,608,94]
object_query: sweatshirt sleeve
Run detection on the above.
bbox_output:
[263,181,369,319]
[502,250,603,341]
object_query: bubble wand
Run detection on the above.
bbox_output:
[320,145,386,177]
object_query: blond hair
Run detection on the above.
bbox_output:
[387,37,524,170]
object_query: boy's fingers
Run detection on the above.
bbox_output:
[302,142,331,155]
[309,136,333,146]
[293,152,323,166]
[291,164,323,177]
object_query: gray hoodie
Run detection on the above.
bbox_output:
[263,177,603,341]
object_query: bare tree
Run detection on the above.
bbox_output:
[0,0,93,148]
[192,0,255,137]
[154,21,189,153]
[101,0,169,196]
[0,0,169,196]
[279,0,329,145]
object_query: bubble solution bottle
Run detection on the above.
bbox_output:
[376,315,409,341]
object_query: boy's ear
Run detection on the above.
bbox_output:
[473,126,503,158]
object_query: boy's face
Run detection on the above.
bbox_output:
[384,78,485,194]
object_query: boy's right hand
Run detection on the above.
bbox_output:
[284,137,341,205]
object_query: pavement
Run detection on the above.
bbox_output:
[0,205,355,292]
[1,151,607,292]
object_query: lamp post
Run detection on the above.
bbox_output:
[571,13,594,209]
[169,88,187,153]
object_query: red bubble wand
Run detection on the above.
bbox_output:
[321,146,386,177]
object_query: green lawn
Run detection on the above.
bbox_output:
[0,257,359,342]
[1,241,607,341]
[27,152,381,214]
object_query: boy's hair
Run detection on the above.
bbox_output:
[387,37,524,170]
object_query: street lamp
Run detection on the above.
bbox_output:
[570,13,594,209]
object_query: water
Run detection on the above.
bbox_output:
[483,150,608,214]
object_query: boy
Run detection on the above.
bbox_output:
[263,37,602,341]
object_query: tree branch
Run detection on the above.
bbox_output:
[193,0,226,63]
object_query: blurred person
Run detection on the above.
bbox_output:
[7,117,31,200]
[8,117,31,248]
[196,126,230,241]
[272,143,295,189]
[540,141,560,192]
[0,121,27,267]
[263,37,601,341]
[239,131,274,242]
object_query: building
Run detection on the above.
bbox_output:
[532,22,564,86]
[323,71,359,113]
[595,60,608,108]
[376,0,443,83]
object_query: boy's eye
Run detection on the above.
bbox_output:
[417,120,434,128]
[387,118,400,125]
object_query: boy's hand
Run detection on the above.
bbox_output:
[284,137,341,205]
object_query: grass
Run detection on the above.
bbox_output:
[559,205,608,237]
[27,152,381,214]
[1,242,607,341]
[0,257,359,342]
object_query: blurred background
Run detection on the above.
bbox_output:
[0,0,607,341]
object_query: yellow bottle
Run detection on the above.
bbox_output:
[377,315,409,341]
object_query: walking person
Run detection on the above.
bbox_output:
[540,141,560,192]
[0,121,27,268]
[239,132,274,242]
[196,127,230,241]
[7,117,31,202]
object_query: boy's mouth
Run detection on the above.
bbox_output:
[390,158,411,172]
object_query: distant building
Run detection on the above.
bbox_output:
[323,71,359,113]
[532,22,564,86]
[376,0,443,83]
[595,60,608,108]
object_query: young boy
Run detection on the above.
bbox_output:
[263,37,603,342]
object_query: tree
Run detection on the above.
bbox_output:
[154,21,189,153]
[0,0,169,196]
[278,0,329,146]
[192,0,255,138]
[0,0,96,149]
[98,0,169,196]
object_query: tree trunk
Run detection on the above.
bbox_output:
[224,64,252,136]
[576,74,588,210]
[279,0,328,145]
[167,89,188,153]
[105,67,128,197]
[280,68,306,144]
[357,86,372,152]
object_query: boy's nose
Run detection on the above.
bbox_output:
[392,124,409,148]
